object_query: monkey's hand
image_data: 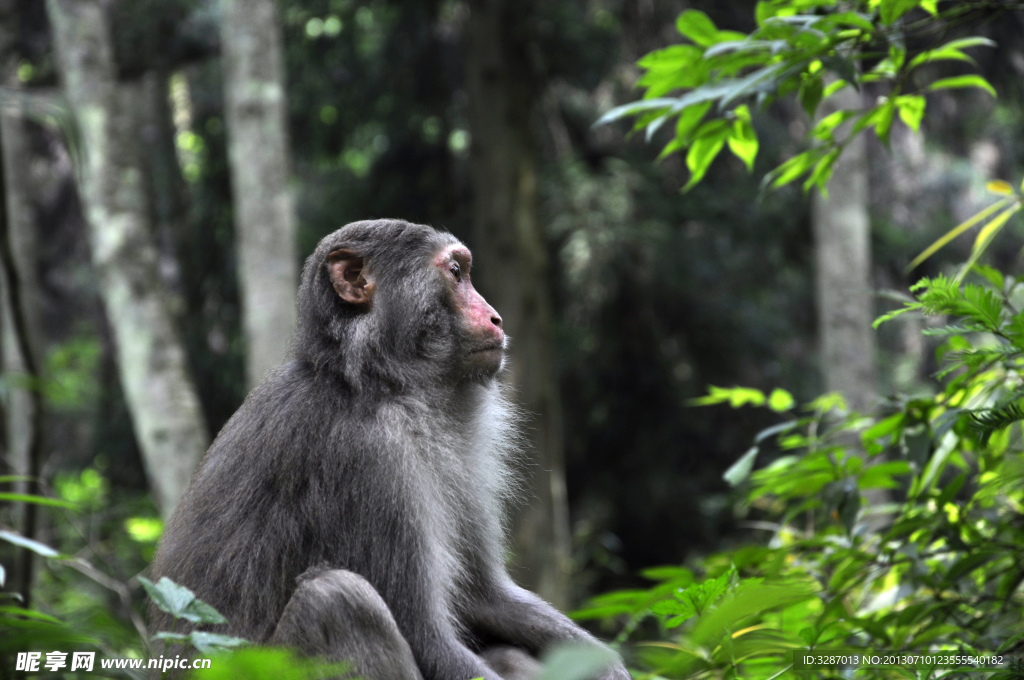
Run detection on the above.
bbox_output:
[593,661,632,680]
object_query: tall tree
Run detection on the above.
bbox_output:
[220,0,297,388]
[464,0,572,607]
[0,0,46,605]
[811,86,876,412]
[46,0,209,518]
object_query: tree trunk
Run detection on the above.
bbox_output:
[0,96,46,606]
[812,85,876,413]
[46,0,209,518]
[464,0,572,608]
[0,0,46,605]
[220,0,297,388]
[140,68,188,306]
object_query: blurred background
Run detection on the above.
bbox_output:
[1,0,1023,643]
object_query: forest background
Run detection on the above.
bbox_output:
[1,0,1024,676]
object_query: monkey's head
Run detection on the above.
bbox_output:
[295,219,505,390]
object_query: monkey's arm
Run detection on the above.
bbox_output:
[463,577,631,680]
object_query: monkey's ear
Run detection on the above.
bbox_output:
[326,249,374,306]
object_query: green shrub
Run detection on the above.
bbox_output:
[577,267,1024,679]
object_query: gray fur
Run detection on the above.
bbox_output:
[271,568,422,680]
[150,220,628,680]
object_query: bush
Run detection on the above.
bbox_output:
[577,266,1024,679]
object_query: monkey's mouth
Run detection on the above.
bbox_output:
[467,343,504,355]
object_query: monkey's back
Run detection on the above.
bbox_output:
[150,359,422,642]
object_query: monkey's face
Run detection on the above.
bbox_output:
[434,244,505,377]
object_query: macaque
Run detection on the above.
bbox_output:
[151,219,628,680]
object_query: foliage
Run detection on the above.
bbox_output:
[597,0,999,193]
[576,264,1024,678]
[0,496,98,666]
[1,468,162,672]
[1,490,347,679]
[144,576,356,679]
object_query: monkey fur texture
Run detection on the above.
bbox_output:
[150,220,628,680]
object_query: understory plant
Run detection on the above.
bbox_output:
[576,264,1024,679]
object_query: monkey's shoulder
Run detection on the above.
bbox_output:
[194,361,408,481]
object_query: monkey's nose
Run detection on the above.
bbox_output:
[491,314,502,328]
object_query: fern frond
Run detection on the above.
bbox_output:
[969,401,1024,443]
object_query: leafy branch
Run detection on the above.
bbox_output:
[596,0,1001,194]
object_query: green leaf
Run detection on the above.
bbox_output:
[593,98,679,127]
[938,37,997,51]
[152,631,189,643]
[872,306,914,328]
[140,576,229,625]
[970,402,1024,442]
[141,576,195,618]
[187,599,231,626]
[767,388,795,412]
[637,45,708,97]
[652,597,698,618]
[683,121,730,190]
[640,565,695,583]
[689,385,767,408]
[879,0,920,26]
[927,74,996,97]
[765,148,825,189]
[719,61,790,108]
[913,36,991,65]
[889,44,907,70]
[986,180,1014,196]
[0,606,63,623]
[935,473,966,507]
[0,493,78,509]
[944,550,998,583]
[188,631,249,654]
[906,197,1013,271]
[895,95,925,132]
[822,55,856,84]
[676,10,720,47]
[861,413,904,444]
[909,48,973,70]
[803,147,840,193]
[754,420,800,443]
[859,461,912,489]
[656,102,712,161]
[956,204,1023,283]
[637,44,704,70]
[836,479,861,533]
[724,446,760,487]
[538,644,621,680]
[727,110,758,171]
[823,78,848,98]
[799,75,824,118]
[811,110,857,142]
[690,582,817,647]
[192,648,348,680]
[998,630,1024,653]
[909,37,996,70]
[676,101,713,144]
[818,11,874,31]
[0,530,59,557]
[873,97,896,145]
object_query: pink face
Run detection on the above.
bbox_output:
[435,244,504,371]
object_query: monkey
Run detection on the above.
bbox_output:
[149,219,629,680]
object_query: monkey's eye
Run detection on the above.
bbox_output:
[450,263,461,282]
